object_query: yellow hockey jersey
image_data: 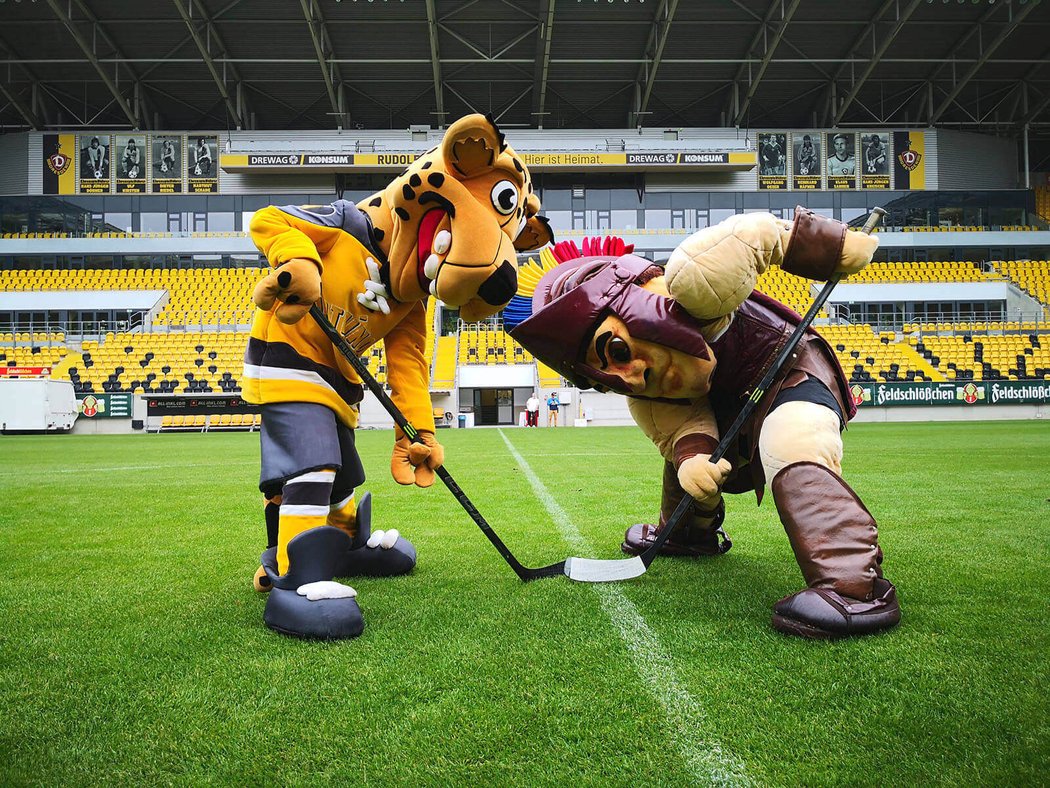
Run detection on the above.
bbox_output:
[242,202,435,432]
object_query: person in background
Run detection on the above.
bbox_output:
[193,137,213,176]
[122,139,141,179]
[547,391,561,427]
[525,392,540,427]
[159,139,177,174]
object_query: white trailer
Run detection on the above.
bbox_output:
[0,379,78,433]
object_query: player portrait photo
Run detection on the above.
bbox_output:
[114,134,147,193]
[861,133,889,175]
[116,136,143,180]
[825,132,857,188]
[187,134,219,193]
[794,133,821,177]
[153,135,180,178]
[758,132,787,176]
[826,133,855,176]
[189,135,215,178]
[79,134,109,181]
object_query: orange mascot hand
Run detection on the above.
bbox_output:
[391,431,445,487]
[252,257,322,324]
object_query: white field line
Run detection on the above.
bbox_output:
[0,461,255,478]
[498,430,751,787]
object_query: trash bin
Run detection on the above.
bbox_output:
[458,414,467,429]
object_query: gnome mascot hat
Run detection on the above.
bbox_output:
[505,237,710,394]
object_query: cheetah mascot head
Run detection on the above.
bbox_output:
[357,114,553,322]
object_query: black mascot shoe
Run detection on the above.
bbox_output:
[335,492,418,578]
[260,526,364,640]
[621,522,728,558]
[771,578,901,639]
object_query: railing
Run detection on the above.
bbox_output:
[825,310,1049,335]
[0,308,254,341]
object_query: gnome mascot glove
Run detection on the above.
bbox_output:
[676,453,732,508]
[834,230,879,275]
[252,257,323,324]
[391,430,445,487]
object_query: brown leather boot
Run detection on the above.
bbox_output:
[622,461,730,557]
[770,461,901,639]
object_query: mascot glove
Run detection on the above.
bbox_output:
[677,454,732,508]
[391,431,445,487]
[834,231,879,276]
[252,257,322,324]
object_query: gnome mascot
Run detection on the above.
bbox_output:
[506,209,901,638]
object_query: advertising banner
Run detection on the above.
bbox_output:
[77,393,133,418]
[220,150,757,172]
[848,380,1050,408]
[152,134,184,193]
[791,132,821,190]
[893,131,926,190]
[187,135,219,193]
[757,132,788,190]
[859,132,891,189]
[78,133,111,193]
[42,134,77,195]
[114,134,147,193]
[0,366,51,377]
[825,132,857,189]
[146,395,260,416]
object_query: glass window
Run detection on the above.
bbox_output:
[141,213,167,232]
[644,209,671,229]
[208,212,235,231]
[105,212,132,233]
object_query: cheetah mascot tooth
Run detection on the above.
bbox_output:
[244,114,553,639]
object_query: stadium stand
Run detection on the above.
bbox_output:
[3,253,1048,401]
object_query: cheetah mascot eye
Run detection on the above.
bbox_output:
[491,181,518,215]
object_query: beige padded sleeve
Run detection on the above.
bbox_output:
[664,212,792,321]
[627,396,720,464]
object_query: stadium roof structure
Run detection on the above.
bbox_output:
[0,0,1048,164]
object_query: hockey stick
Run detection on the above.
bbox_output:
[310,304,640,582]
[634,206,887,569]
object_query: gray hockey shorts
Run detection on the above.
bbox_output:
[258,401,365,500]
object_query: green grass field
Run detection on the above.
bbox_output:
[1,420,1048,786]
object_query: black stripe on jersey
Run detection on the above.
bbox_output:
[245,338,365,406]
[280,480,334,506]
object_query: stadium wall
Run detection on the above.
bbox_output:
[1,126,1028,196]
[0,134,30,196]
[931,130,1018,190]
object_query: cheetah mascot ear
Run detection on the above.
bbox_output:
[440,115,554,255]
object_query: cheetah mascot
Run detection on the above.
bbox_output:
[245,114,553,639]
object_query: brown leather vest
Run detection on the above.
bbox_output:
[708,290,855,499]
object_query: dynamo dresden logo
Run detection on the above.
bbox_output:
[80,395,103,417]
[47,150,71,176]
[897,146,921,172]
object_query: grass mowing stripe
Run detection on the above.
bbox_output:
[499,429,752,787]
